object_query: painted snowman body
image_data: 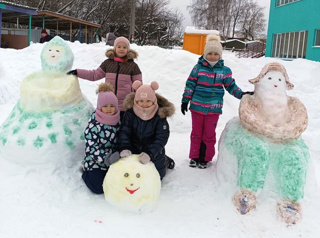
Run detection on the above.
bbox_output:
[0,36,93,166]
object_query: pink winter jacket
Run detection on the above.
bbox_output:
[77,49,142,111]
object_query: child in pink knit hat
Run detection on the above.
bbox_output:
[82,83,121,194]
[118,81,175,179]
[67,36,142,120]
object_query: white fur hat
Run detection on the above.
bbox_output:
[204,34,222,59]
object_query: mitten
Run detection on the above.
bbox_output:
[139,152,151,164]
[104,151,120,166]
[241,91,254,97]
[120,149,132,158]
[181,102,188,115]
[67,69,77,75]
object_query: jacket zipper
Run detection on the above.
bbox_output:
[115,62,120,95]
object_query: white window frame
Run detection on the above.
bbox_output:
[272,30,308,59]
[277,0,300,7]
[315,29,320,47]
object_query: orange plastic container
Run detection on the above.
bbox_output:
[182,29,220,55]
[182,33,207,55]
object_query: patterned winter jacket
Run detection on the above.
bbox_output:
[82,112,121,171]
[182,56,243,115]
[119,93,175,179]
[77,49,142,111]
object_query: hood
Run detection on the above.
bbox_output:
[105,49,139,60]
[123,92,175,118]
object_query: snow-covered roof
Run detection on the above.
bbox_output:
[0,0,38,11]
[184,26,219,35]
[223,39,246,44]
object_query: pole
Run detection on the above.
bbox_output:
[129,0,135,42]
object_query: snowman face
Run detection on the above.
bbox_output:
[42,45,65,66]
[40,36,74,72]
[103,155,161,212]
[258,71,287,92]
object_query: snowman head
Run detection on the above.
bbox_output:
[103,154,161,213]
[249,62,294,91]
[40,36,74,73]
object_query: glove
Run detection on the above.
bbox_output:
[67,69,77,75]
[104,151,120,166]
[139,152,151,164]
[181,102,188,115]
[241,91,254,97]
[120,149,132,158]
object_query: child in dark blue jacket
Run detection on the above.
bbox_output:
[118,81,175,179]
[82,83,121,194]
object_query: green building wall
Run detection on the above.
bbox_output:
[266,0,320,61]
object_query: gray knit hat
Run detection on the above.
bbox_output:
[204,34,222,59]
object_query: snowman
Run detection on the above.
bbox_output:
[0,36,93,167]
[217,62,310,224]
[103,154,161,213]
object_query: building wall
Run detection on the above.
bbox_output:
[266,0,320,61]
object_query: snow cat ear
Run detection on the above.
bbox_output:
[132,81,142,90]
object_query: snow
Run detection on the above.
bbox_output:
[0,40,320,238]
[184,26,219,35]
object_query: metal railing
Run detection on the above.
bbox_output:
[236,42,266,58]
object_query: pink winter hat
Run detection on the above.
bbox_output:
[132,81,159,103]
[114,36,130,50]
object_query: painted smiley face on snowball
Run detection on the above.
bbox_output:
[103,154,161,213]
[40,36,74,72]
[255,71,287,93]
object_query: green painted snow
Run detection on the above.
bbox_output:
[17,138,25,146]
[224,121,310,201]
[48,133,57,144]
[33,136,44,148]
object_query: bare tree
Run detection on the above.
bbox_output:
[7,0,184,45]
[188,0,266,40]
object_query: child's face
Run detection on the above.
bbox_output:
[101,104,116,115]
[115,42,128,58]
[137,100,154,108]
[206,51,220,62]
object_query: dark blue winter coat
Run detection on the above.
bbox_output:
[119,92,175,179]
[82,112,121,171]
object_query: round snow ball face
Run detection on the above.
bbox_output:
[103,154,161,213]
[42,45,65,67]
[257,71,287,92]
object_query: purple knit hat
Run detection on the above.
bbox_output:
[95,92,120,125]
[114,36,130,50]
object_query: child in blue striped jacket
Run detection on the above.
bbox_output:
[181,34,253,169]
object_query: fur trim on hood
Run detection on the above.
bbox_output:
[105,49,139,60]
[123,92,175,118]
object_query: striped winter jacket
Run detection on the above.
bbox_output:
[77,49,142,111]
[182,56,243,115]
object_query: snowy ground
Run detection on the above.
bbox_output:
[0,41,320,237]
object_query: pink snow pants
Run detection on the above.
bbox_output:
[189,111,220,162]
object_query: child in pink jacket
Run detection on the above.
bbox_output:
[68,37,142,119]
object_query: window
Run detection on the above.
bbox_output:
[315,30,320,46]
[272,31,308,59]
[276,0,300,7]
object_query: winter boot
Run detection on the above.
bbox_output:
[198,161,208,169]
[189,158,198,168]
[277,199,301,225]
[232,189,257,215]
[165,155,175,169]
